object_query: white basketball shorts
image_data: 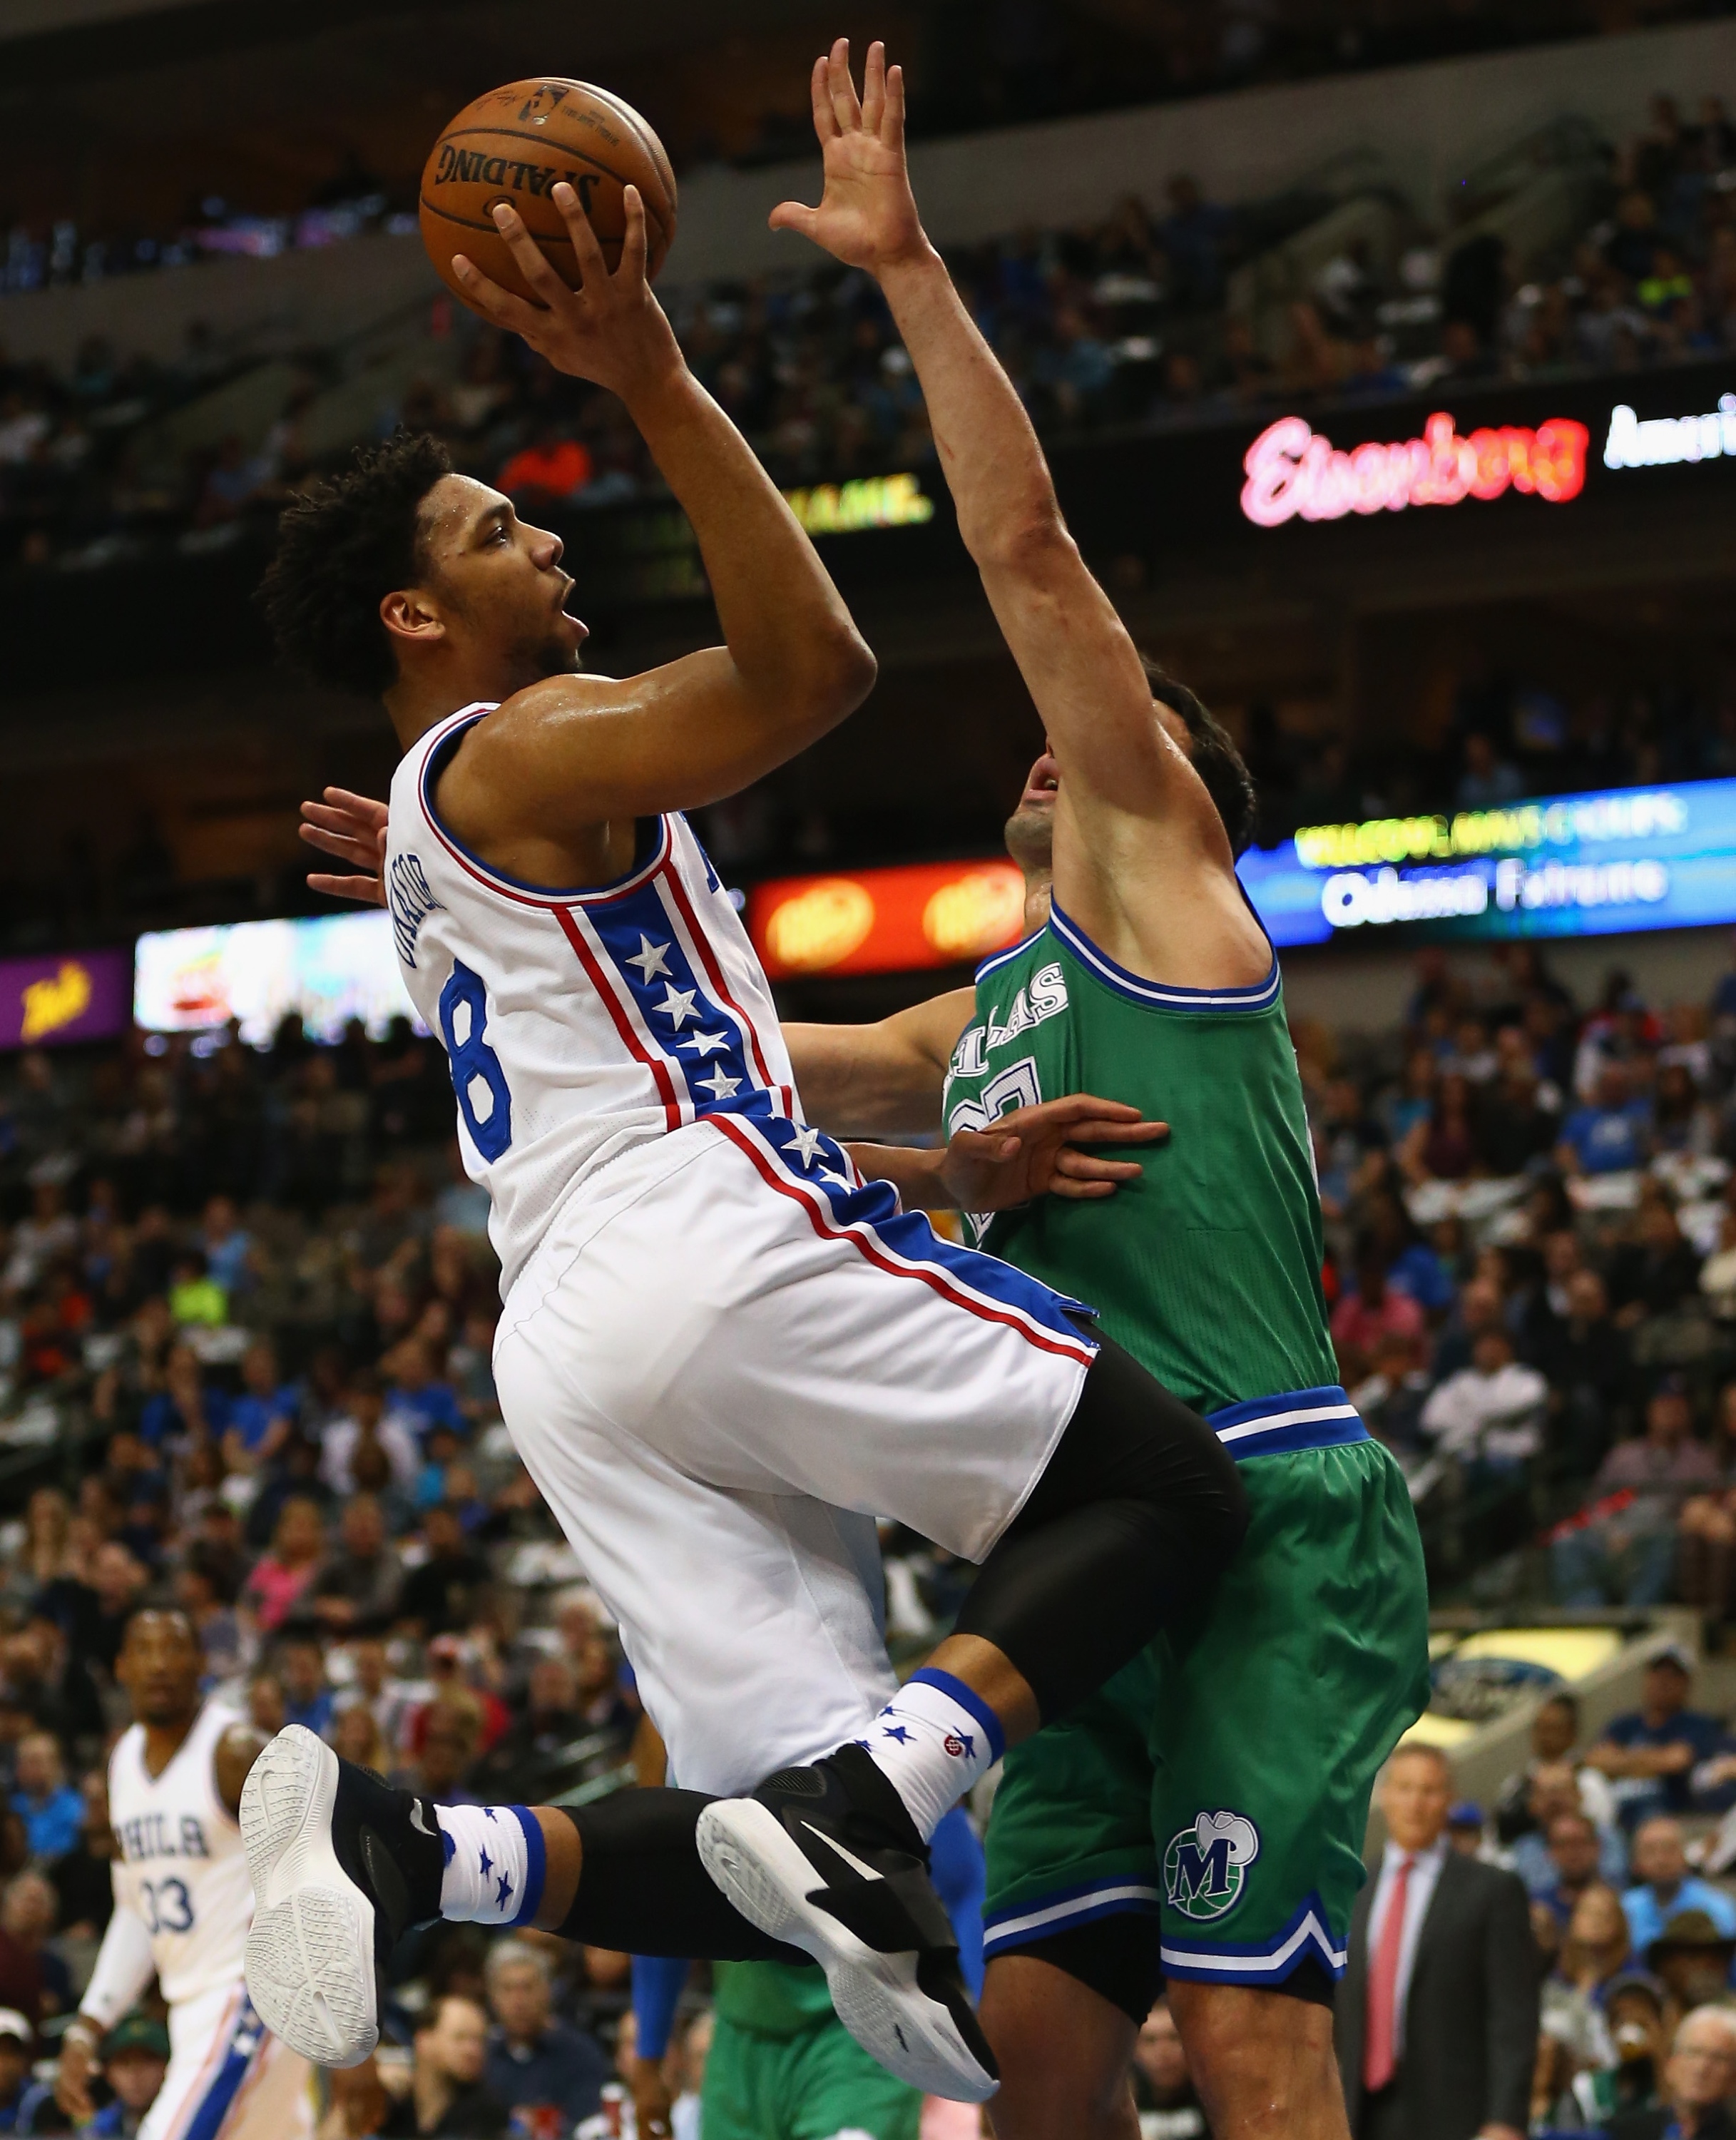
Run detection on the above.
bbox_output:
[141,1982,313,2140]
[494,1111,1096,1795]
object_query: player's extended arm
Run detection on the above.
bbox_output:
[851,1094,1167,1212]
[58,1895,155,2115]
[772,44,1266,984]
[784,987,976,1136]
[435,185,875,855]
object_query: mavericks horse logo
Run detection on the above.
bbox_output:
[1163,1810,1260,1922]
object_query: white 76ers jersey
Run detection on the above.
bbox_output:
[386,703,800,1296]
[108,1699,253,2006]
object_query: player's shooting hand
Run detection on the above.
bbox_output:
[770,39,927,275]
[940,1094,1168,1212]
[628,2053,675,2139]
[299,788,388,907]
[451,185,684,404]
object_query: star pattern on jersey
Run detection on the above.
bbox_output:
[953,1733,976,1760]
[785,1125,825,1168]
[882,1723,914,1744]
[626,935,673,982]
[681,1029,730,1059]
[479,1847,493,1877]
[696,1065,742,1101]
[496,1872,514,1909]
[817,1168,854,1191]
[655,984,700,1029]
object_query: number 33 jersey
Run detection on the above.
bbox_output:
[386,702,800,1298]
[108,1698,253,2005]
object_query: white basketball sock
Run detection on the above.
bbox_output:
[856,1669,1005,1843]
[434,1803,543,1927]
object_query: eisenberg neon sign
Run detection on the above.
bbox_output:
[1240,409,1589,526]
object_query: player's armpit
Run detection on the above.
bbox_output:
[787,987,976,1137]
[215,1722,269,1816]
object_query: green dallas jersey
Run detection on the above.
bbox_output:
[943,906,1337,1415]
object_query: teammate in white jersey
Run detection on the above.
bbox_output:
[247,175,1245,2104]
[56,1611,312,2140]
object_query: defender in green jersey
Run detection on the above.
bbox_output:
[775,43,1429,2140]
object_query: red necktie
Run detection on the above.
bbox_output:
[1364,1853,1413,2094]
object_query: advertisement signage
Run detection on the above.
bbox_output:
[134,912,419,1044]
[1241,408,1589,527]
[749,859,1027,979]
[0,949,131,1050]
[1238,779,1736,948]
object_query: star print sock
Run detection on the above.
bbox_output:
[433,1803,545,1927]
[854,1669,1004,1843]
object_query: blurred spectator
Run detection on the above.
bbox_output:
[90,2012,171,2139]
[1558,1065,1655,1178]
[1554,1406,1719,1609]
[481,1940,608,2133]
[1495,1692,1621,1843]
[1128,1996,1208,2133]
[48,1773,113,1940]
[9,1735,78,1861]
[397,1508,491,1641]
[1645,1910,1736,2019]
[0,2006,46,2133]
[1,1875,67,2021]
[240,1497,327,1636]
[1542,1882,1631,2070]
[1608,2002,1736,2139]
[308,1498,402,1632]
[275,1628,333,1736]
[1620,1818,1736,1955]
[382,1994,507,2138]
[1419,1328,1546,1472]
[1508,1793,1626,1919]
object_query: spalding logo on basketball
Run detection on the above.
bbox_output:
[419,78,678,312]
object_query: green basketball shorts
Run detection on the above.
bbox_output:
[984,1387,1429,1998]
[700,2009,922,2140]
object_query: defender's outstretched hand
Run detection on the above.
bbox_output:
[451,183,683,401]
[300,787,387,906]
[770,39,927,275]
[937,1094,1168,1212]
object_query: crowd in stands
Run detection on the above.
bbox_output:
[4,81,1735,576]
[0,929,1730,2127]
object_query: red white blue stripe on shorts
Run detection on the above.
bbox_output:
[706,1112,1100,1367]
[172,1990,267,2140]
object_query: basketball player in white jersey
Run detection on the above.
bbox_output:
[245,175,1245,2104]
[56,1611,312,2140]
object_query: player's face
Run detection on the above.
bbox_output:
[116,1611,203,1727]
[1003,750,1058,877]
[415,475,588,690]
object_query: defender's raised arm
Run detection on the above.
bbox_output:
[772,42,1267,989]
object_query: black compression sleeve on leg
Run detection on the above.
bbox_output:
[953,1330,1246,1722]
[552,1793,808,1964]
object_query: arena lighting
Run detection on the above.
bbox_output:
[749,859,1027,979]
[781,471,936,536]
[134,912,422,1044]
[1604,392,1736,469]
[1235,776,1736,947]
[1240,409,1589,527]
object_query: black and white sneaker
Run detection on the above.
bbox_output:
[695,1743,998,2102]
[241,1725,445,2067]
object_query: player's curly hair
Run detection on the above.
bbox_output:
[1139,653,1260,859]
[257,431,454,696]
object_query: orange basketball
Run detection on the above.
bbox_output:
[419,78,678,311]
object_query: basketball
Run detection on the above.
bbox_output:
[419,78,678,310]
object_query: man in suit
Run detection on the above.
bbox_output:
[1337,1741,1538,2140]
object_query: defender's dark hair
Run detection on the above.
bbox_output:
[257,432,454,696]
[1138,653,1259,859]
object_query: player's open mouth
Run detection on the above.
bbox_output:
[1021,753,1060,805]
